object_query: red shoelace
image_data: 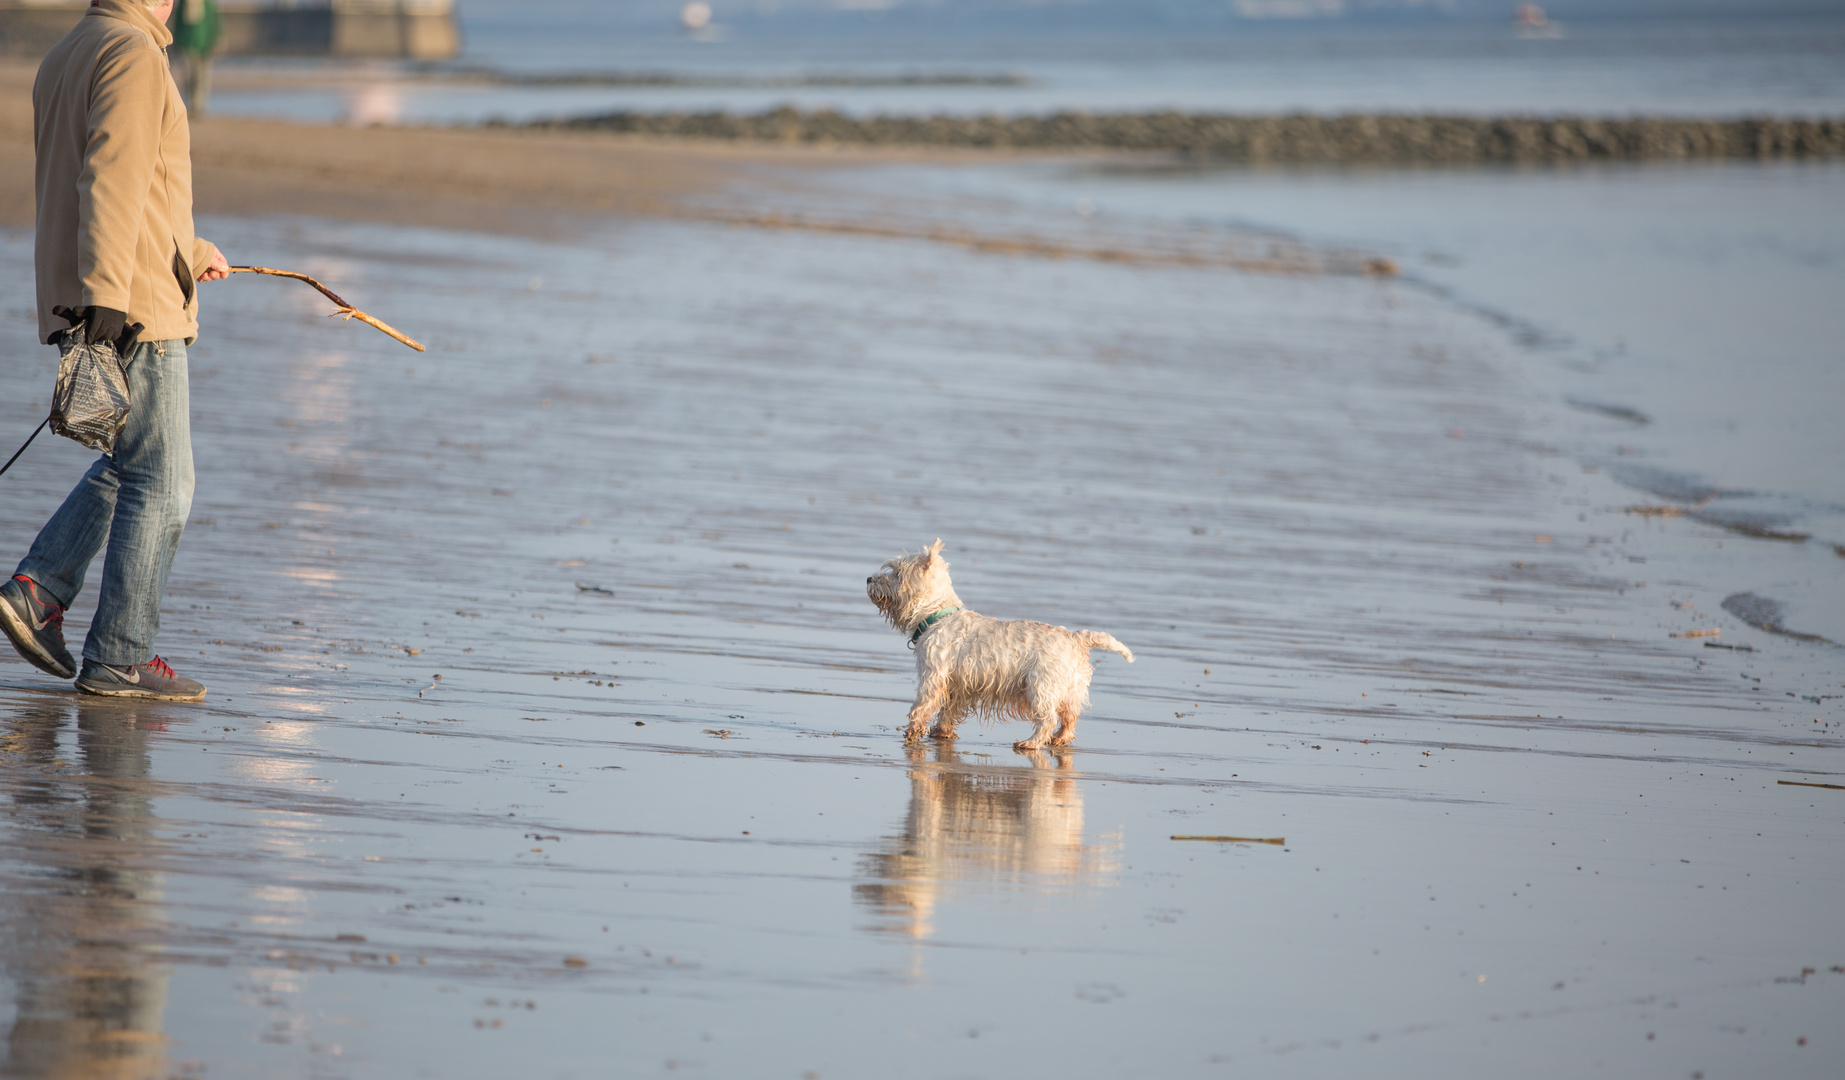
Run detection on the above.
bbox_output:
[145,656,177,679]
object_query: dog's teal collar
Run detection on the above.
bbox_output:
[909,606,962,647]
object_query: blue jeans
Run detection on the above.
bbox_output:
[15,339,194,667]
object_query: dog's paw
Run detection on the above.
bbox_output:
[1014,739,1048,752]
[928,727,958,741]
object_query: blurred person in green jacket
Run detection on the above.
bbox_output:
[172,0,218,114]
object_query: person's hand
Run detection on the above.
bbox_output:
[56,305,144,357]
[197,249,230,283]
[86,306,145,357]
[80,306,125,348]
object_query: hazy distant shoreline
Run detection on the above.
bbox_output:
[524,108,1845,164]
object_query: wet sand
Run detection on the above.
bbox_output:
[1,70,1842,1079]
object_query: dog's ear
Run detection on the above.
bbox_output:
[926,538,944,561]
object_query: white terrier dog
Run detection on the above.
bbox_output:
[866,539,1133,750]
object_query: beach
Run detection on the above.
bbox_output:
[1,39,1843,1080]
[0,60,1029,237]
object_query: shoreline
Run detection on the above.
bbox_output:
[0,59,1036,239]
[0,61,1394,273]
[6,55,1839,242]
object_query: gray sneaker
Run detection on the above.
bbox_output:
[75,656,206,701]
[0,574,76,679]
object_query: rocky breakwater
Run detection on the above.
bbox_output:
[530,108,1845,164]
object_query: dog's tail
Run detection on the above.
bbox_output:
[1075,630,1134,662]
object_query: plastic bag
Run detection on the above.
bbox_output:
[49,326,132,453]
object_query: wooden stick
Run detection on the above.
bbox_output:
[1170,835,1285,845]
[229,266,426,352]
[1777,780,1845,791]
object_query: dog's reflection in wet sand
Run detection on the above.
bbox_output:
[855,744,1120,941]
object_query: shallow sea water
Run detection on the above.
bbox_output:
[850,157,1845,641]
[204,17,1845,125]
[0,167,1841,1078]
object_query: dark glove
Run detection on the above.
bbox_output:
[85,306,143,357]
[49,305,144,356]
[80,305,125,348]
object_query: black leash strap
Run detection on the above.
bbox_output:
[0,417,49,479]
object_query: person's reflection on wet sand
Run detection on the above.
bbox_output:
[855,744,1119,941]
[2,701,172,1079]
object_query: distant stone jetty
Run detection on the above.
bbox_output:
[536,108,1845,164]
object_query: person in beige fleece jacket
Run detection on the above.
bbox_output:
[0,0,229,700]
